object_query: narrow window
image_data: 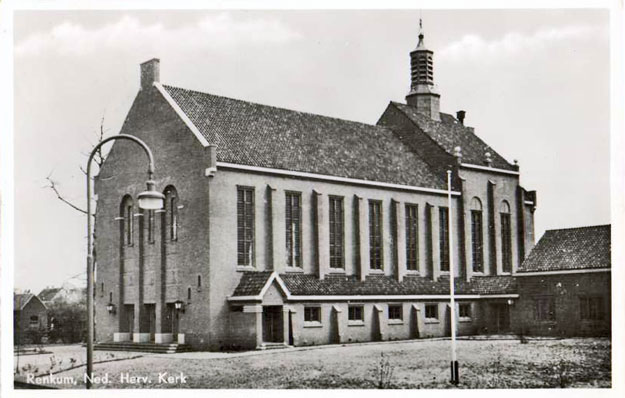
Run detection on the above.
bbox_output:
[500,201,512,273]
[197,275,202,288]
[470,198,484,273]
[285,192,302,268]
[580,296,604,320]
[329,196,344,268]
[237,187,255,266]
[425,304,438,320]
[348,305,364,321]
[369,200,383,270]
[147,210,155,244]
[100,282,104,297]
[164,187,179,242]
[187,287,192,301]
[459,303,471,318]
[109,292,113,303]
[405,204,419,271]
[439,207,450,272]
[388,304,403,320]
[304,307,321,323]
[534,296,555,321]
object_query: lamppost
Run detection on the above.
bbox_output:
[85,134,164,389]
[447,170,459,385]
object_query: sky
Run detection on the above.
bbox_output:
[11,8,610,292]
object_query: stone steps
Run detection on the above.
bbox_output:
[259,342,291,350]
[94,342,191,354]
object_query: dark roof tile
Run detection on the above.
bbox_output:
[162,85,446,189]
[390,102,515,171]
[519,225,611,272]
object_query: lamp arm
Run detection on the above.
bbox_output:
[85,134,156,389]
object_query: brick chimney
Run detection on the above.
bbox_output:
[140,58,160,90]
[456,110,466,125]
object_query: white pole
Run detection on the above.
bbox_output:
[447,170,459,384]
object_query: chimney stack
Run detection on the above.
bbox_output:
[140,58,160,90]
[456,110,466,125]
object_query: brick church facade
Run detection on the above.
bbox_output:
[94,24,550,350]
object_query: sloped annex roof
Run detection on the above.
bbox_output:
[38,287,62,302]
[160,85,447,190]
[14,293,46,311]
[388,102,516,171]
[518,225,611,273]
[230,272,517,298]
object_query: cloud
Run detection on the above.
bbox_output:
[438,25,607,62]
[15,13,301,57]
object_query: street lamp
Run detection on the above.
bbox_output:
[85,134,163,389]
[106,303,116,315]
[447,170,459,385]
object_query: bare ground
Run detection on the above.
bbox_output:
[14,338,611,389]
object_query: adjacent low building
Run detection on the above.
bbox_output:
[512,225,611,337]
[13,293,48,344]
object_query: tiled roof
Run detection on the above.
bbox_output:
[231,272,517,297]
[389,102,515,171]
[161,85,446,189]
[281,274,516,296]
[14,293,34,310]
[519,225,611,273]
[38,287,62,302]
[232,272,273,296]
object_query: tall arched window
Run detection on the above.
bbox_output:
[470,197,483,273]
[120,195,134,246]
[500,200,512,273]
[164,186,179,241]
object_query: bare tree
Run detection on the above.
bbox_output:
[44,115,110,215]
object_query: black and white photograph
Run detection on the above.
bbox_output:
[1,0,623,393]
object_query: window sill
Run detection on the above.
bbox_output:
[285,267,304,273]
[368,269,385,274]
[405,270,421,275]
[425,318,440,324]
[303,322,323,328]
[236,265,256,272]
[328,268,346,274]
[348,320,365,327]
[459,317,472,323]
[388,319,404,325]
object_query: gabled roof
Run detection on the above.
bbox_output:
[39,287,62,302]
[14,293,46,311]
[518,225,611,273]
[388,102,515,171]
[159,84,446,190]
[230,272,517,298]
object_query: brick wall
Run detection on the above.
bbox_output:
[511,272,611,337]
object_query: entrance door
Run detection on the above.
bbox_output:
[142,304,156,341]
[165,303,179,336]
[262,306,283,343]
[123,304,135,333]
[491,303,510,333]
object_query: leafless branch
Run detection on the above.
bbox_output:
[45,174,87,215]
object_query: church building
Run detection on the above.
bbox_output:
[93,23,538,350]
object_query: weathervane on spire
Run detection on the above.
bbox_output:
[418,17,425,47]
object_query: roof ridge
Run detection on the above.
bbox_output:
[162,83,389,131]
[545,224,611,233]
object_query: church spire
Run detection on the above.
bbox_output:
[406,19,440,121]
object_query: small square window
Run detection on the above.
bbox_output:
[304,307,321,323]
[425,304,438,320]
[348,305,364,321]
[388,305,403,320]
[459,303,471,318]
